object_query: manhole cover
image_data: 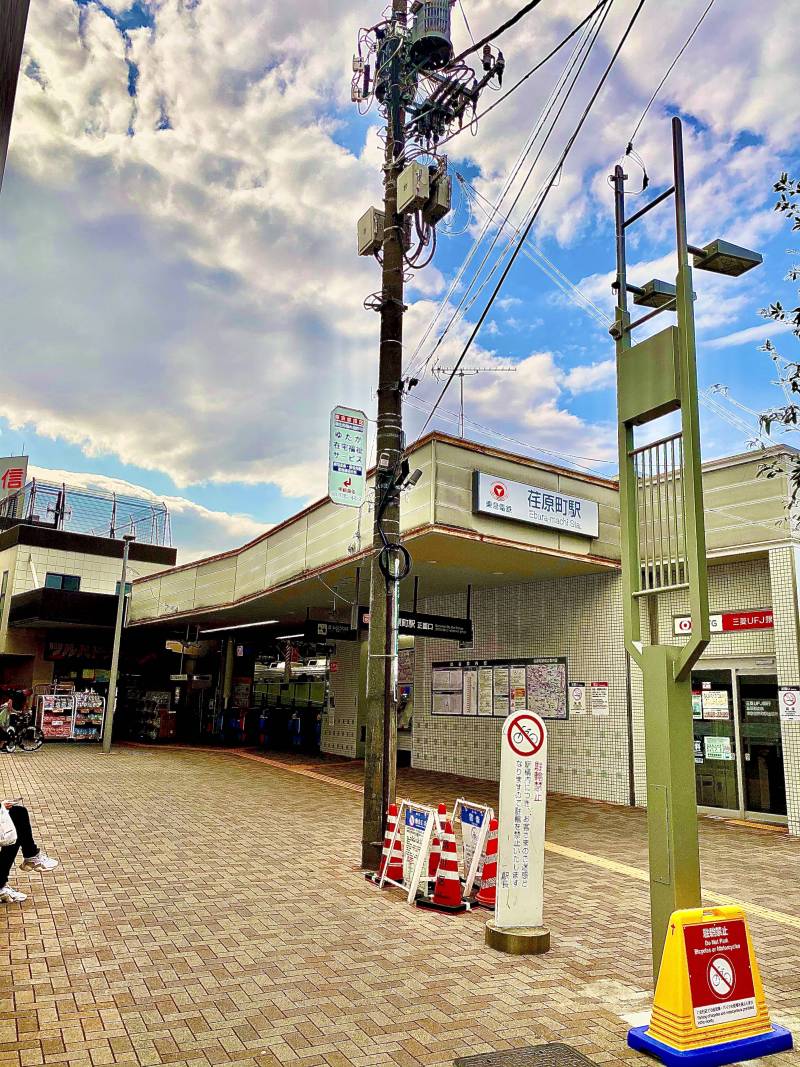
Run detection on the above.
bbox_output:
[454,1045,597,1067]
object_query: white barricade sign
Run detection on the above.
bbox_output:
[496,710,547,930]
[379,799,437,904]
[452,798,493,897]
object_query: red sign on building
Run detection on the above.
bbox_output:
[1,467,24,491]
[684,919,757,1029]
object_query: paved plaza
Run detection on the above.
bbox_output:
[1,745,799,1067]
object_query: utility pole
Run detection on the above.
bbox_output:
[353,0,507,869]
[102,533,135,753]
[361,0,408,869]
[433,365,517,438]
[610,116,762,977]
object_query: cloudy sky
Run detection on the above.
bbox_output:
[2,0,799,561]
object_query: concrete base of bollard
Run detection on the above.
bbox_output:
[485,921,551,955]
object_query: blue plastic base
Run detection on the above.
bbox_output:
[628,1023,793,1066]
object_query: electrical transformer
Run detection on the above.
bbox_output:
[422,174,452,224]
[357,207,385,255]
[397,162,430,214]
[409,0,453,71]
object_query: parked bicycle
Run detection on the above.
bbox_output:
[0,711,44,753]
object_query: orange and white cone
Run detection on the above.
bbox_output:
[474,817,498,909]
[416,818,468,913]
[368,803,404,885]
[427,804,446,884]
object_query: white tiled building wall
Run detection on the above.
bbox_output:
[768,547,800,835]
[11,548,164,596]
[411,572,632,805]
[322,639,362,758]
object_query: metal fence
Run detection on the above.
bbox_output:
[0,479,171,547]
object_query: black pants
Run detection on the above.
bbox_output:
[0,806,38,888]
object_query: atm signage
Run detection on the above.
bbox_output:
[673,610,773,636]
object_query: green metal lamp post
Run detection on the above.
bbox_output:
[610,116,762,978]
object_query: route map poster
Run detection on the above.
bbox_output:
[431,657,568,720]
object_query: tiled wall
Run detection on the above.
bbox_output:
[12,547,164,597]
[768,547,800,835]
[411,572,632,805]
[322,638,362,757]
[630,556,776,805]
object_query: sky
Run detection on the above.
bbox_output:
[1,0,799,562]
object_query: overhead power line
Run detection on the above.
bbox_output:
[414,0,650,441]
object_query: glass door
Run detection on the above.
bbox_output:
[736,672,787,821]
[691,668,739,815]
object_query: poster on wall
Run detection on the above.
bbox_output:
[691,691,703,720]
[463,669,478,716]
[398,649,415,686]
[478,668,494,716]
[704,735,734,761]
[569,683,586,714]
[702,690,730,721]
[431,657,568,719]
[779,686,800,722]
[590,681,610,716]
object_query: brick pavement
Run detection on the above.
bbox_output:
[1,745,798,1067]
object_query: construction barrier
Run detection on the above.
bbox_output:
[451,797,494,898]
[375,799,438,903]
[628,905,792,1066]
[367,802,404,887]
[474,817,498,910]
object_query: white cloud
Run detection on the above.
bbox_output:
[705,321,794,350]
[564,358,615,394]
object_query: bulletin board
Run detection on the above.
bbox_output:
[431,657,568,720]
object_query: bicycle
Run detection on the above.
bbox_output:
[2,712,45,753]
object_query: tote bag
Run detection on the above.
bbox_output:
[0,804,17,848]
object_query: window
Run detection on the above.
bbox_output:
[45,573,81,592]
[115,581,133,597]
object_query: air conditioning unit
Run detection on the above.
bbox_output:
[357,206,385,255]
[422,174,452,224]
[397,162,430,214]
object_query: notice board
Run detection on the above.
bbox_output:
[431,657,568,720]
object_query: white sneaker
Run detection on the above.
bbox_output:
[21,852,59,873]
[0,885,27,903]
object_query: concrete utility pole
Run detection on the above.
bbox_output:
[0,0,30,192]
[102,533,135,753]
[610,116,762,978]
[362,0,408,869]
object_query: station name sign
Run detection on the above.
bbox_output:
[304,611,473,643]
[472,471,599,538]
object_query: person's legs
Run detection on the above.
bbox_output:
[0,840,20,888]
[8,805,39,860]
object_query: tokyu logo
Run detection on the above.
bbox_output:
[491,482,507,499]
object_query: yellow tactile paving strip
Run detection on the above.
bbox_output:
[0,744,797,1067]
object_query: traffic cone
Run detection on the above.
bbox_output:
[427,804,446,884]
[474,817,498,909]
[368,803,404,885]
[417,819,468,913]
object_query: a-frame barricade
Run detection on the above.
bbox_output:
[451,798,494,898]
[378,799,440,903]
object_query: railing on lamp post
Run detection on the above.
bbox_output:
[610,116,762,978]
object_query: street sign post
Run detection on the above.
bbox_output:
[486,710,550,955]
[328,406,367,508]
[0,0,30,192]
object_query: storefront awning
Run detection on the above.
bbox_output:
[8,588,118,630]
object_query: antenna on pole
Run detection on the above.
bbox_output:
[432,364,517,438]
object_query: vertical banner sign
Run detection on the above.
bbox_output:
[328,407,367,508]
[496,710,547,930]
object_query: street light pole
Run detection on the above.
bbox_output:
[102,533,135,753]
[610,116,762,978]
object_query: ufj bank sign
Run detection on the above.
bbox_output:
[472,471,599,538]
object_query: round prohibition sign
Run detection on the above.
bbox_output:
[707,954,735,1000]
[507,713,544,758]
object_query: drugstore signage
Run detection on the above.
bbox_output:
[328,406,367,508]
[673,609,773,636]
[472,471,599,537]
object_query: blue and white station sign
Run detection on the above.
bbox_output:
[472,470,599,538]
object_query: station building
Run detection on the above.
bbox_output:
[125,433,800,836]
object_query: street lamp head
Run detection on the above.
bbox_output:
[633,279,677,309]
[692,239,762,277]
[122,533,136,543]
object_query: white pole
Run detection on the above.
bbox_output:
[102,534,134,753]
